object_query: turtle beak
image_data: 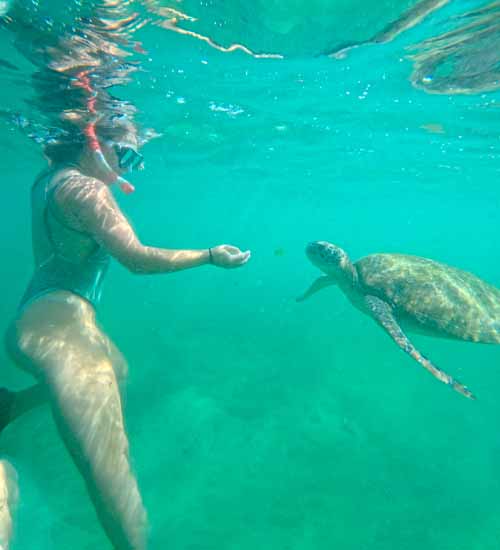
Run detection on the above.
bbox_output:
[306,241,327,265]
[306,241,322,256]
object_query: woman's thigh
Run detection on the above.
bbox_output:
[6,291,127,383]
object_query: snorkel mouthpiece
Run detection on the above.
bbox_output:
[117,178,135,194]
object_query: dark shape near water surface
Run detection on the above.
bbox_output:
[326,0,450,59]
[408,1,500,95]
[326,0,500,96]
[299,241,500,400]
[0,58,18,71]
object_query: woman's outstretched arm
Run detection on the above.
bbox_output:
[54,173,251,273]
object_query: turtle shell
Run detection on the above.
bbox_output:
[355,253,500,343]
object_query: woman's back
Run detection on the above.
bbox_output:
[21,169,110,308]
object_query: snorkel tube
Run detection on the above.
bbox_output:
[72,70,135,195]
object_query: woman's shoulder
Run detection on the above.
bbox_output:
[49,167,92,188]
[49,168,108,200]
[48,168,112,232]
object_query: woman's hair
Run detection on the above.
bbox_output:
[42,116,137,166]
[43,135,85,166]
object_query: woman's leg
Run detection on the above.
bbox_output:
[0,324,128,433]
[0,459,18,550]
[0,335,127,433]
[7,292,147,549]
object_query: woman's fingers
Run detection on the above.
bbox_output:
[212,245,251,268]
[237,250,251,264]
[227,249,251,267]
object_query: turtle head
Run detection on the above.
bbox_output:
[306,241,357,284]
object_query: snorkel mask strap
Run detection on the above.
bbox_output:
[73,70,135,195]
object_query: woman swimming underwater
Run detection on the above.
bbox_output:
[2,112,250,549]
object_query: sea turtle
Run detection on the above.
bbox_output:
[298,241,500,399]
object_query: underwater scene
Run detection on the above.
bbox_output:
[0,0,499,548]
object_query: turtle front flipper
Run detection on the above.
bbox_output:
[296,276,336,303]
[364,295,475,400]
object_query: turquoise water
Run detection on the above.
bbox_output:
[1,1,500,548]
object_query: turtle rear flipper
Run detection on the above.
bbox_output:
[365,295,475,400]
[296,276,336,303]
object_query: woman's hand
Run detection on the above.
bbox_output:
[210,245,251,268]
